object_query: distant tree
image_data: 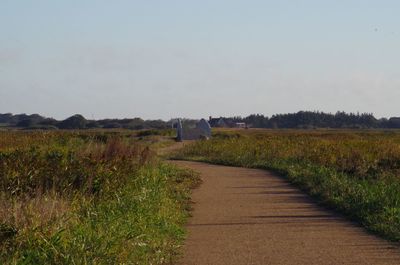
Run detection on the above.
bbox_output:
[16,119,35,127]
[378,118,389,128]
[388,117,400,128]
[222,111,381,129]
[103,122,122,129]
[244,114,269,128]
[39,118,58,126]
[145,120,168,129]
[12,114,29,123]
[86,121,100,128]
[15,114,45,128]
[0,113,13,123]
[58,114,87,129]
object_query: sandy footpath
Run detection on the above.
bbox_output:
[172,161,400,265]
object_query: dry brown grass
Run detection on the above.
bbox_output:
[77,137,152,162]
[0,134,148,243]
[0,193,71,235]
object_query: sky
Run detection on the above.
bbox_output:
[0,1,399,120]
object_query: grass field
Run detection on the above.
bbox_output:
[0,130,199,264]
[174,129,400,242]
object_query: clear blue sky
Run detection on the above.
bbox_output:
[1,1,399,120]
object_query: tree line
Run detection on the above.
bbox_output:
[237,111,400,129]
[1,111,400,130]
[0,113,168,130]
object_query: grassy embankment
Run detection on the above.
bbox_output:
[0,130,199,264]
[174,129,400,242]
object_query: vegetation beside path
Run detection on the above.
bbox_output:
[0,131,199,264]
[174,129,400,242]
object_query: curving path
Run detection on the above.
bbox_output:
[172,161,400,265]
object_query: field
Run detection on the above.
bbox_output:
[0,130,199,264]
[174,129,400,242]
[3,128,400,264]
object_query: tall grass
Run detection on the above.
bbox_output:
[0,131,199,264]
[175,130,400,242]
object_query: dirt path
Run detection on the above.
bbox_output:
[172,161,400,265]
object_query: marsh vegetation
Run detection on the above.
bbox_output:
[0,130,199,264]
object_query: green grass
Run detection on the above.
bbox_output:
[3,164,198,264]
[174,129,400,242]
[0,131,199,264]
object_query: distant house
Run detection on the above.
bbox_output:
[235,122,247,128]
[208,116,227,128]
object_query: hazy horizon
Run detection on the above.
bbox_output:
[1,1,399,120]
[0,109,397,122]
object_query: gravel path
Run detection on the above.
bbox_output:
[172,161,400,265]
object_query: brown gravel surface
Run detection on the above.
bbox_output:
[172,161,400,265]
